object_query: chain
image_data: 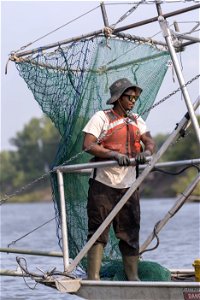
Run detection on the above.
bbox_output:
[140,74,200,117]
[1,74,199,205]
[0,142,101,205]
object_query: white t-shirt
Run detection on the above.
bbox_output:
[83,110,148,189]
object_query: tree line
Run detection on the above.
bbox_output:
[0,115,199,202]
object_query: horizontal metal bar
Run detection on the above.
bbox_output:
[175,32,200,42]
[151,158,200,169]
[53,158,200,174]
[80,280,199,288]
[53,157,149,172]
[182,40,199,47]
[0,247,63,257]
[12,30,103,58]
[0,269,195,281]
[0,270,30,277]
[113,4,200,33]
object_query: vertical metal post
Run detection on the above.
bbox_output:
[156,3,200,145]
[56,170,69,273]
[173,21,180,32]
[100,2,109,27]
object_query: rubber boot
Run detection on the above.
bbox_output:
[87,243,104,280]
[122,255,140,281]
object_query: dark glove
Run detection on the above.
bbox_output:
[135,150,151,164]
[110,151,131,166]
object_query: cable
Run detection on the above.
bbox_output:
[7,216,56,248]
[111,1,144,28]
[139,221,160,255]
[153,164,200,175]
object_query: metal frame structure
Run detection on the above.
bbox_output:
[2,1,200,293]
[44,1,200,274]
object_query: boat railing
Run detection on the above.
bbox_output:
[55,156,200,274]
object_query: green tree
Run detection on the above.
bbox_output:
[10,116,60,180]
[172,168,200,197]
[1,116,60,196]
[153,116,200,197]
[0,151,19,194]
[162,115,199,161]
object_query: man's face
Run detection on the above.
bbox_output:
[119,88,139,111]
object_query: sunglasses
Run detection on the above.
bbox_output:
[123,93,139,103]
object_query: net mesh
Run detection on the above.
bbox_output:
[101,259,171,281]
[15,36,170,280]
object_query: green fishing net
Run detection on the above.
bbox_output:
[15,36,170,280]
[100,259,171,281]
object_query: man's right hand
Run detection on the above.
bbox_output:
[109,151,131,166]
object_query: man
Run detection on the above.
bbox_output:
[82,78,156,281]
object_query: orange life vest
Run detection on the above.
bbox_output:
[99,109,142,157]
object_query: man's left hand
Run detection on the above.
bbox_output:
[135,150,151,164]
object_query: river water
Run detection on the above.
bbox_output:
[1,199,199,299]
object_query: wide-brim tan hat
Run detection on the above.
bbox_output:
[106,78,142,105]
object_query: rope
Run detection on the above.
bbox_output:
[16,256,76,288]
[16,257,40,290]
[0,74,199,205]
[11,5,100,54]
[139,221,160,255]
[7,217,56,248]
[104,27,113,38]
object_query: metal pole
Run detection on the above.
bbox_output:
[173,21,180,33]
[54,158,200,174]
[150,158,200,169]
[140,173,200,254]
[156,6,200,145]
[0,247,63,257]
[12,4,200,58]
[174,33,200,43]
[0,270,30,277]
[66,100,199,273]
[113,4,200,34]
[182,40,198,47]
[56,170,69,272]
[100,2,109,27]
[55,158,200,177]
[53,157,147,172]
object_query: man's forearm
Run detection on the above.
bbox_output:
[84,143,113,159]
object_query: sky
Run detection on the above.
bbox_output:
[1,0,199,151]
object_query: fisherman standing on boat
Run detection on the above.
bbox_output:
[82,78,156,281]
